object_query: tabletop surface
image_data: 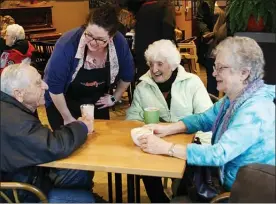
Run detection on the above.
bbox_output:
[40,120,194,178]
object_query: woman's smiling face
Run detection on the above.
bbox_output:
[148,60,173,83]
[84,24,111,51]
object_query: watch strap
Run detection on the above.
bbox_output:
[110,95,116,104]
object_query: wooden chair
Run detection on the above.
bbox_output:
[177,38,200,75]
[209,93,219,103]
[0,182,48,203]
[31,41,55,76]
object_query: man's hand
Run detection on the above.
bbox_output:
[203,31,214,39]
[202,31,214,44]
[78,115,93,133]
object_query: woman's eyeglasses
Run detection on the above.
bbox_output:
[84,31,108,45]
[213,65,230,73]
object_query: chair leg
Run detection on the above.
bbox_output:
[163,177,169,189]
[127,86,132,105]
[107,173,113,203]
[135,175,141,203]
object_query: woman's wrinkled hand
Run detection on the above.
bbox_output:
[143,124,171,138]
[95,94,115,109]
[138,134,171,155]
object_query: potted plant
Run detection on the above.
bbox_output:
[227,0,276,34]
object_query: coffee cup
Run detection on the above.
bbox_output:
[130,127,153,146]
[80,104,94,133]
[144,107,159,124]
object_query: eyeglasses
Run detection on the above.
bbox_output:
[213,65,230,73]
[84,31,108,45]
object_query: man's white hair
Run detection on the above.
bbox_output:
[213,36,265,83]
[6,24,25,40]
[1,62,31,96]
[145,39,181,71]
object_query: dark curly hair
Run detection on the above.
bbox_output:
[85,5,120,37]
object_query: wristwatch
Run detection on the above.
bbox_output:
[168,143,176,157]
[110,95,117,104]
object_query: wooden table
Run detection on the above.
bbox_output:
[40,120,194,202]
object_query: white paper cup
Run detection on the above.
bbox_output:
[130,127,153,146]
[80,104,94,133]
[80,104,94,119]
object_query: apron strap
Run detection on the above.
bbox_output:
[81,45,89,69]
[105,48,111,89]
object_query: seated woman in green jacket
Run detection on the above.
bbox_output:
[126,39,213,202]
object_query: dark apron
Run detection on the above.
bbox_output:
[47,46,111,130]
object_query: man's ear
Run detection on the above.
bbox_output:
[13,89,24,103]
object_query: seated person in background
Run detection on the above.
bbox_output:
[0,15,15,58]
[0,24,35,74]
[138,37,275,202]
[0,63,97,203]
[126,39,213,203]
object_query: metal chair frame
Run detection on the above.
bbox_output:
[0,182,48,203]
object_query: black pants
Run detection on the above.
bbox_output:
[135,56,148,80]
[142,176,170,203]
[198,40,218,97]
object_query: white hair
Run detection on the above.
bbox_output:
[6,24,25,40]
[213,36,265,83]
[145,40,181,71]
[1,62,31,96]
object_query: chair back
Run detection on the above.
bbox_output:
[177,37,200,75]
[211,163,276,203]
[0,182,48,203]
[209,93,219,103]
[31,41,55,76]
[229,163,276,203]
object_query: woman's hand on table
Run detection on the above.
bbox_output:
[144,121,187,137]
[143,124,171,138]
[96,94,115,109]
[138,134,172,155]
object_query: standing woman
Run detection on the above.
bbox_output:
[44,5,134,130]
